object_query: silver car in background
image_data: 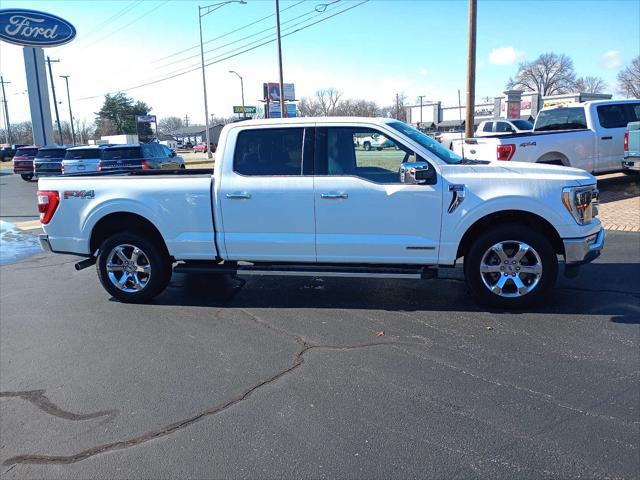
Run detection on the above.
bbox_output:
[61,145,110,175]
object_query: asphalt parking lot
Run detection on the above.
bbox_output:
[1,169,639,479]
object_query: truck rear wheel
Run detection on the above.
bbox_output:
[20,174,33,181]
[96,232,172,303]
[363,142,371,151]
[464,224,558,309]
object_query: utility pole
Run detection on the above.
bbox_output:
[59,75,75,145]
[184,114,190,127]
[210,113,215,124]
[395,93,400,119]
[465,0,477,139]
[418,95,425,126]
[0,76,11,143]
[275,0,286,118]
[46,57,64,144]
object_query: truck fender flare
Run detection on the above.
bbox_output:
[536,152,570,167]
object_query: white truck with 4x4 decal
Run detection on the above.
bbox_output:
[452,99,640,173]
[37,117,603,308]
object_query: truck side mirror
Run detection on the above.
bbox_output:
[400,161,436,185]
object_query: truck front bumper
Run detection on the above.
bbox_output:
[563,228,605,265]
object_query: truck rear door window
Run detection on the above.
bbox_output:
[597,103,640,129]
[36,149,66,158]
[535,107,588,131]
[234,128,303,176]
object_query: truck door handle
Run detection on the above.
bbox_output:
[321,193,348,199]
[226,192,251,199]
[601,136,613,140]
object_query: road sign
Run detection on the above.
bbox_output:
[233,105,256,114]
[0,9,77,47]
[136,115,156,123]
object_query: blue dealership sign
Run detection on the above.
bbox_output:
[0,9,76,47]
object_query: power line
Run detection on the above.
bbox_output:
[156,4,322,70]
[74,1,171,53]
[76,0,368,101]
[75,1,145,42]
[151,0,307,64]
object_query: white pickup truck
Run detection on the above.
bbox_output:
[453,100,640,173]
[37,117,604,308]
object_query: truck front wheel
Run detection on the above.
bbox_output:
[363,142,371,151]
[464,224,558,308]
[96,232,172,303]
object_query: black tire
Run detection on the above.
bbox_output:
[463,223,558,309]
[20,174,33,181]
[622,169,639,176]
[363,142,371,151]
[96,232,172,303]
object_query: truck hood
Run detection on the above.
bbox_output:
[453,160,596,187]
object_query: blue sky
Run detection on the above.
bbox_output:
[1,0,638,124]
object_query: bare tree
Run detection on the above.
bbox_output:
[316,88,343,116]
[573,76,607,94]
[334,99,380,117]
[616,56,640,99]
[75,119,95,144]
[297,97,323,117]
[507,53,577,95]
[6,121,33,144]
[158,116,184,136]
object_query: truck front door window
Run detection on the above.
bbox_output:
[324,127,413,184]
[234,128,303,176]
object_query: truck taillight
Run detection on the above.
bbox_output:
[497,144,516,161]
[60,162,65,174]
[142,161,150,170]
[624,131,629,152]
[37,190,60,225]
[97,161,102,172]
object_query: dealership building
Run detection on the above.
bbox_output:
[406,90,612,132]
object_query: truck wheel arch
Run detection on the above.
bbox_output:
[536,152,570,167]
[456,210,564,260]
[90,212,170,259]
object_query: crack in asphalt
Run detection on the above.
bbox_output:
[0,390,118,421]
[1,340,428,466]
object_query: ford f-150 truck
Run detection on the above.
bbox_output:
[37,118,604,308]
[452,100,640,174]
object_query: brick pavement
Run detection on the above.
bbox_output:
[597,173,640,232]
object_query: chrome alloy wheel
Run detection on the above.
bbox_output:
[106,244,151,293]
[479,241,543,298]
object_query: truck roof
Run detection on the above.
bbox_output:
[225,117,398,128]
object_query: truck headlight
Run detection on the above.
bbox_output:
[562,186,599,225]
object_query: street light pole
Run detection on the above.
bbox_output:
[0,76,11,143]
[198,1,246,158]
[229,71,246,118]
[465,0,477,139]
[275,0,286,118]
[46,56,64,144]
[59,75,76,145]
[418,95,425,126]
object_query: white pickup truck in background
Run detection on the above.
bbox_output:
[37,118,603,309]
[453,99,640,174]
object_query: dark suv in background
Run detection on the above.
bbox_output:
[12,146,40,181]
[34,145,72,177]
[101,143,184,172]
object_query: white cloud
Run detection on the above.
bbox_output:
[419,68,429,76]
[601,50,623,69]
[488,46,525,65]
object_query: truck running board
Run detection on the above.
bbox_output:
[174,261,438,280]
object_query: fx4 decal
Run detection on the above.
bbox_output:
[63,190,95,200]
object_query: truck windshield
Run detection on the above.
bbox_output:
[535,107,587,131]
[65,149,101,160]
[102,147,141,160]
[36,148,66,158]
[387,121,462,164]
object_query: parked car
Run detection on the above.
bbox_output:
[38,117,603,309]
[0,144,28,162]
[622,121,640,174]
[13,145,40,181]
[101,144,184,172]
[193,142,216,153]
[34,145,72,177]
[356,132,396,151]
[452,99,640,174]
[61,145,107,175]
[475,119,533,137]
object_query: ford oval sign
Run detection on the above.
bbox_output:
[0,9,76,47]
